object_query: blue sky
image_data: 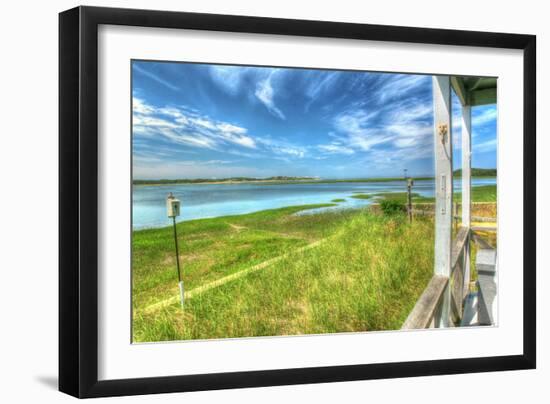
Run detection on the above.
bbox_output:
[132,61,497,179]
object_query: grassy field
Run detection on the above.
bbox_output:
[463,185,497,202]
[133,206,435,342]
[132,184,496,342]
[369,185,497,204]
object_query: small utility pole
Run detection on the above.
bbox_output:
[167,193,184,308]
[404,169,414,223]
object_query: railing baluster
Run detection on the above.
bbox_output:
[402,226,471,329]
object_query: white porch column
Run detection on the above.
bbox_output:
[461,105,472,298]
[433,76,453,328]
[461,106,472,226]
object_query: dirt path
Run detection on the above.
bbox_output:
[228,223,248,231]
[143,238,326,314]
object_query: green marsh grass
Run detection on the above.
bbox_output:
[133,206,434,342]
[350,193,374,200]
[132,185,495,342]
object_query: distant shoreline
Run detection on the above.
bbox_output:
[133,175,496,187]
[133,177,432,186]
[133,183,496,232]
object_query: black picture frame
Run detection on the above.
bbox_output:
[59,6,536,398]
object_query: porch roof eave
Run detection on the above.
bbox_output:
[450,76,497,107]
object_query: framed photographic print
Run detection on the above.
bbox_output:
[59,6,536,398]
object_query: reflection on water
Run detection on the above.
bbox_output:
[132,178,496,230]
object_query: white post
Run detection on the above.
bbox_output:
[178,281,185,308]
[433,76,453,328]
[461,105,472,298]
[461,106,472,226]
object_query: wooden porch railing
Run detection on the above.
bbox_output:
[450,226,470,322]
[401,75,497,331]
[401,275,448,329]
[402,226,470,329]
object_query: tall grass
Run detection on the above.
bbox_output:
[132,204,351,308]
[133,209,434,342]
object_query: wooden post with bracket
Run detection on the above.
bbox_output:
[432,76,453,328]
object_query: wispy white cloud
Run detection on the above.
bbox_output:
[452,105,497,134]
[451,104,497,154]
[132,97,257,151]
[331,111,394,151]
[316,88,435,163]
[132,63,497,178]
[133,64,179,91]
[475,138,497,153]
[209,66,246,95]
[256,136,306,158]
[133,159,272,180]
[304,71,341,111]
[330,102,432,153]
[133,155,231,166]
[255,74,286,120]
[472,108,497,126]
[209,66,287,120]
[224,148,264,159]
[133,114,178,129]
[376,74,430,103]
[307,72,340,98]
[217,123,257,148]
[133,98,313,163]
[388,102,432,123]
[317,143,355,155]
[273,146,305,158]
[133,97,155,115]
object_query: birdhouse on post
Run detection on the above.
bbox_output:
[167,193,181,218]
[167,192,184,308]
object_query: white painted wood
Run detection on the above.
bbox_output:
[432,76,453,328]
[461,105,472,299]
[476,249,497,325]
[451,77,468,106]
[461,105,472,226]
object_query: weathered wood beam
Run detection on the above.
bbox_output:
[471,225,497,232]
[451,227,469,270]
[451,77,469,106]
[433,76,453,328]
[402,275,449,329]
[471,216,497,223]
[450,226,469,322]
